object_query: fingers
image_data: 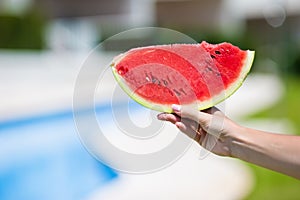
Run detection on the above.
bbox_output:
[175,121,202,143]
[174,121,186,132]
[157,105,229,152]
[157,113,180,124]
[171,104,212,125]
[157,112,202,142]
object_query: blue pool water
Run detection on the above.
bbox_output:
[0,104,122,200]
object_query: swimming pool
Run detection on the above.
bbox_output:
[0,93,256,200]
[0,104,119,200]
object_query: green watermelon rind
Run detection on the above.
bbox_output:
[111,50,255,113]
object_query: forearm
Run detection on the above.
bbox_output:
[230,126,300,179]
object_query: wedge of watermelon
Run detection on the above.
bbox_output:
[111,41,255,112]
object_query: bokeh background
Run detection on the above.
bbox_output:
[1,0,300,199]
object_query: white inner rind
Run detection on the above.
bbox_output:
[111,50,255,113]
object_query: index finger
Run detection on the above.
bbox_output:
[171,104,212,125]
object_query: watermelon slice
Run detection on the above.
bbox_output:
[111,41,255,112]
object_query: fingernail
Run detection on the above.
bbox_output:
[172,104,181,112]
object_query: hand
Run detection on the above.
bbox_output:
[157,105,241,157]
[158,104,300,179]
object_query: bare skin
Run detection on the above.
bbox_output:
[157,104,300,180]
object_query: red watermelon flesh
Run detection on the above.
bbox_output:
[111,41,255,112]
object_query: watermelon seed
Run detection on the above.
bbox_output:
[162,79,168,86]
[215,50,221,54]
[145,72,151,82]
[179,88,187,95]
[149,72,160,85]
[117,66,128,75]
[207,67,213,72]
[210,55,216,59]
[153,79,161,85]
[173,89,181,96]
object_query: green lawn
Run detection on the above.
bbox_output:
[245,164,300,200]
[243,75,300,200]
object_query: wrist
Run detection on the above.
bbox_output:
[229,125,265,163]
[226,123,250,158]
[214,120,246,157]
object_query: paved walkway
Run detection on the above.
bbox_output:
[0,50,288,199]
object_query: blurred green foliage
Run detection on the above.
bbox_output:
[0,9,46,50]
[245,163,300,200]
[245,76,300,200]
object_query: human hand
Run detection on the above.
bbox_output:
[157,105,241,157]
[158,105,300,179]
